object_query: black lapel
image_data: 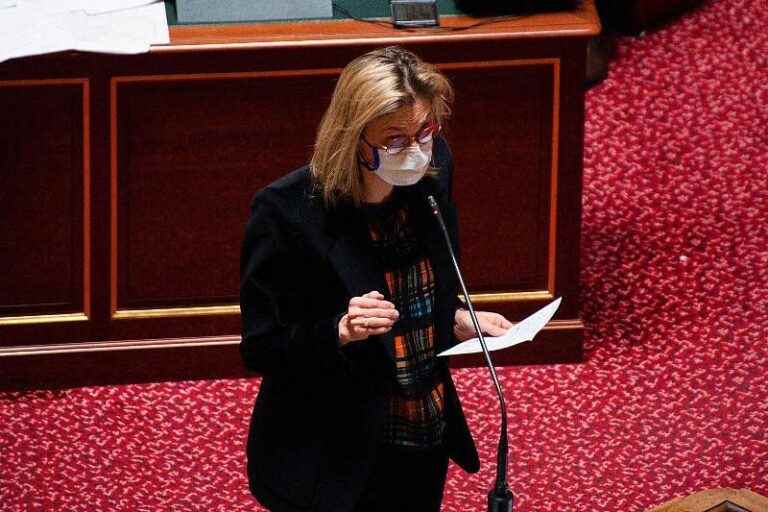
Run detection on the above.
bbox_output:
[322,179,460,363]
[324,201,396,363]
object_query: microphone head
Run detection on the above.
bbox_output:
[427,195,440,215]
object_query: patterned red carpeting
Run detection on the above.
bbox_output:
[2,0,766,510]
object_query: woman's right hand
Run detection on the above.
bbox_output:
[338,291,399,346]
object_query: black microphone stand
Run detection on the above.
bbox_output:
[427,195,514,512]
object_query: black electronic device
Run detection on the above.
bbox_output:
[390,0,439,28]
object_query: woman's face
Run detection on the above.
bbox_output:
[359,96,433,167]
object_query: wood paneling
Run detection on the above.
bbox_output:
[108,62,558,315]
[112,72,336,314]
[647,488,768,512]
[0,79,90,324]
[446,60,557,295]
[0,2,598,388]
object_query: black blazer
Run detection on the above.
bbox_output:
[239,137,480,512]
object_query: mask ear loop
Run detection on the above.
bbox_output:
[358,137,381,171]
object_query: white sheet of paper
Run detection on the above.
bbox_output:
[437,297,562,357]
[16,0,159,14]
[0,10,76,63]
[0,1,167,64]
[82,0,161,15]
[76,2,169,47]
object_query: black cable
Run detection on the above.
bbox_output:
[332,2,394,29]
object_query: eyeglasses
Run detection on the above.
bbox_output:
[362,120,441,155]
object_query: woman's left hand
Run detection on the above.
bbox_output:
[453,309,513,342]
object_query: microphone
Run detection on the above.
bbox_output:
[427,195,514,512]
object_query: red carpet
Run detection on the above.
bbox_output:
[2,0,767,510]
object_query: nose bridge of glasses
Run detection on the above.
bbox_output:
[363,120,438,155]
[402,122,438,144]
[387,136,433,155]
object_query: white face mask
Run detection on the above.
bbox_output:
[366,139,433,187]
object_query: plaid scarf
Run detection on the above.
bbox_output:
[365,200,447,450]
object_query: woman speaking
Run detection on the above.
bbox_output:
[240,46,512,512]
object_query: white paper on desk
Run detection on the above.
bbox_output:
[72,11,151,55]
[82,0,161,15]
[0,1,168,63]
[76,2,170,48]
[15,0,159,15]
[0,10,76,63]
[437,297,562,357]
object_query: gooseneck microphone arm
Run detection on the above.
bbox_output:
[427,195,514,512]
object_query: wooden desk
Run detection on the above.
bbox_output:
[0,2,600,388]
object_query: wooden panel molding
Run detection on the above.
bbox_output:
[112,304,240,319]
[108,58,560,320]
[109,68,341,320]
[0,78,91,326]
[442,58,560,303]
[0,320,582,389]
[647,488,768,512]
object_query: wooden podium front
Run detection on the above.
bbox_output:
[647,489,768,512]
[0,2,600,388]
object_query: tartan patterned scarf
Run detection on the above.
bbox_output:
[364,197,447,450]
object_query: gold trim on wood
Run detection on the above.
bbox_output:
[542,319,584,330]
[0,318,581,356]
[548,59,560,294]
[113,305,240,319]
[0,78,91,325]
[110,77,118,319]
[0,313,89,326]
[82,80,92,319]
[468,290,554,304]
[0,335,240,357]
[450,315,581,330]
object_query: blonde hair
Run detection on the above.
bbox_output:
[310,46,453,207]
